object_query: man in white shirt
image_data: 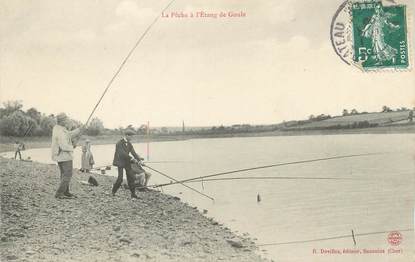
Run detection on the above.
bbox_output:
[51,113,84,199]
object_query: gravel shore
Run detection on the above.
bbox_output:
[0,158,266,262]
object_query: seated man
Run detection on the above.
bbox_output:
[130,160,152,191]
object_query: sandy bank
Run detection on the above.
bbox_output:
[0,158,266,262]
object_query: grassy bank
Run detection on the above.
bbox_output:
[0,157,265,262]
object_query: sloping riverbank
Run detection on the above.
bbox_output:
[0,158,266,262]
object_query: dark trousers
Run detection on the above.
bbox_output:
[112,167,136,196]
[14,150,21,160]
[56,160,73,197]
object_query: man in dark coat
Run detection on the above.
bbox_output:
[112,129,143,198]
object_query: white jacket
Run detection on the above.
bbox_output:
[51,125,81,162]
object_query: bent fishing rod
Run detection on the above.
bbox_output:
[84,0,176,126]
[154,152,383,188]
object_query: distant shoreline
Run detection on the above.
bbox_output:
[1,124,414,153]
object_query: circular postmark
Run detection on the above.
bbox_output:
[387,231,402,246]
[330,1,354,65]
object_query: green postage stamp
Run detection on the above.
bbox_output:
[352,1,408,69]
[331,0,411,71]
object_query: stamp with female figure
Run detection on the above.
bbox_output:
[352,1,409,69]
[331,0,410,71]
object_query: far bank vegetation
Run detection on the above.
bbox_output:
[0,100,413,139]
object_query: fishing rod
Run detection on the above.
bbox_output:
[90,165,215,201]
[22,123,33,137]
[13,123,34,151]
[154,152,382,188]
[167,176,356,184]
[92,160,187,170]
[84,0,176,126]
[143,164,215,202]
[144,160,190,164]
[146,176,357,188]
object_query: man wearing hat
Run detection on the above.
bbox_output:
[112,129,143,199]
[51,113,84,199]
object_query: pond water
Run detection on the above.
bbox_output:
[3,134,414,262]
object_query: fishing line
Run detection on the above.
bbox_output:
[85,0,177,126]
[180,176,357,183]
[154,152,383,188]
[257,228,413,246]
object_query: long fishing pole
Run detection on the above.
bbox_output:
[84,0,176,126]
[143,164,215,201]
[88,163,213,202]
[92,160,187,170]
[169,176,356,183]
[154,152,382,188]
[146,176,357,188]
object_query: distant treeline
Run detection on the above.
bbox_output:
[1,101,413,137]
[0,101,104,137]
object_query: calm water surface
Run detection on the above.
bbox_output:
[3,134,414,262]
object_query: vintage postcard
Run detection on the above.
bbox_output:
[1,0,414,261]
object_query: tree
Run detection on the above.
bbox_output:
[26,107,42,124]
[86,117,104,136]
[160,127,168,134]
[39,115,56,136]
[382,105,392,112]
[315,114,331,121]
[0,100,23,118]
[137,124,148,135]
[342,109,349,116]
[309,115,315,120]
[65,118,82,131]
[350,109,358,115]
[0,111,36,136]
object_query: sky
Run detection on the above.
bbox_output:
[1,0,414,128]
